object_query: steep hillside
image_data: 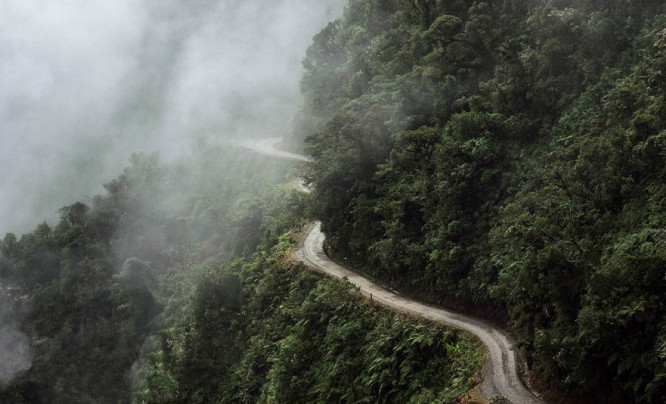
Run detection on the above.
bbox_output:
[294,0,666,402]
[0,142,483,403]
[0,145,296,402]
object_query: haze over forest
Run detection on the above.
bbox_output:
[0,0,343,235]
[2,0,665,402]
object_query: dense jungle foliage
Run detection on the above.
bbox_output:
[0,145,294,402]
[293,0,666,402]
[135,226,481,403]
[0,142,481,403]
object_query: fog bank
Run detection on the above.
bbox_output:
[0,0,342,234]
[0,293,31,385]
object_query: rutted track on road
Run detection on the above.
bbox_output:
[245,137,545,404]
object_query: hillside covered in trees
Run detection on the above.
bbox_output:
[2,0,666,403]
[0,147,294,402]
[0,142,482,402]
[293,0,666,402]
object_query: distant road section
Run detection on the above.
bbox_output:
[242,137,312,162]
[243,137,545,404]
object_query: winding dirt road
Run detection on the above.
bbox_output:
[245,137,545,404]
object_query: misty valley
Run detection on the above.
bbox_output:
[2,1,666,403]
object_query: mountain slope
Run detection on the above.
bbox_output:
[294,1,666,402]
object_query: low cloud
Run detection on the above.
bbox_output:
[0,294,32,385]
[0,0,342,234]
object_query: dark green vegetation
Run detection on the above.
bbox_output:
[0,145,294,402]
[136,227,480,403]
[0,142,481,403]
[4,0,666,402]
[295,0,666,402]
